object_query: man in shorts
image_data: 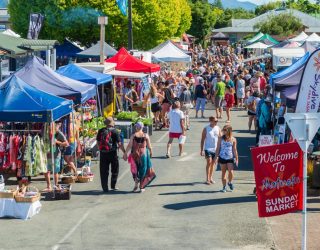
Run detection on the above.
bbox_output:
[215,76,226,119]
[166,101,186,158]
[44,121,69,191]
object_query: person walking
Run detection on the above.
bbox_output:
[236,75,245,108]
[179,83,192,130]
[200,116,221,185]
[166,101,186,158]
[150,84,164,130]
[246,91,260,132]
[194,77,207,118]
[160,80,174,129]
[123,122,155,193]
[96,117,125,192]
[214,75,226,119]
[214,125,239,193]
[224,86,235,123]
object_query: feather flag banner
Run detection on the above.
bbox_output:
[116,0,128,16]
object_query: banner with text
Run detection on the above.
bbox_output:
[251,142,303,217]
[27,13,44,40]
[295,48,320,113]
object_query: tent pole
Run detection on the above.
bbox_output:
[96,86,102,117]
[50,122,55,198]
[81,106,86,164]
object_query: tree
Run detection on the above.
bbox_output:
[254,13,303,36]
[8,0,192,50]
[215,8,256,29]
[188,0,222,44]
[212,0,223,9]
[255,1,281,16]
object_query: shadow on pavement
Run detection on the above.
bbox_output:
[72,190,134,196]
[163,195,256,210]
[159,190,221,195]
[151,156,168,160]
[307,208,320,213]
[149,182,203,188]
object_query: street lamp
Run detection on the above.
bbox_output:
[98,16,108,65]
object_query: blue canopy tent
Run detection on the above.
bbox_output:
[55,39,83,58]
[270,52,310,107]
[56,64,112,85]
[15,56,96,105]
[0,75,73,122]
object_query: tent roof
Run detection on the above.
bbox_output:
[290,31,308,42]
[77,41,117,57]
[212,32,229,39]
[270,52,310,88]
[305,33,320,42]
[245,42,270,49]
[247,32,264,44]
[15,56,96,104]
[0,75,73,122]
[55,39,83,57]
[149,40,191,63]
[106,47,160,73]
[56,63,112,85]
[1,29,20,38]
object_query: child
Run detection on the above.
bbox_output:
[224,86,235,123]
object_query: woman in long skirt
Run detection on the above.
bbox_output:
[124,122,155,192]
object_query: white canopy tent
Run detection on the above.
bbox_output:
[149,40,191,63]
[305,33,320,42]
[290,31,308,42]
[1,29,21,38]
[245,42,270,49]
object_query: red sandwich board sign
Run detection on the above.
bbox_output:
[251,142,303,217]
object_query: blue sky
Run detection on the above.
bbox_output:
[240,0,316,5]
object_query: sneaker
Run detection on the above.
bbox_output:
[221,186,227,193]
[111,186,119,191]
[140,188,145,193]
[133,184,139,192]
[228,182,234,191]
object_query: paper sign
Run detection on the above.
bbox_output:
[259,135,274,147]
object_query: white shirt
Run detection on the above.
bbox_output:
[168,109,185,133]
[204,125,220,152]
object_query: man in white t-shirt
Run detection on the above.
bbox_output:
[166,101,186,158]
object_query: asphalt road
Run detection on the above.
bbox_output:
[0,107,275,250]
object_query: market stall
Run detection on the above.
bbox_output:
[0,75,73,219]
[77,41,117,58]
[149,40,191,71]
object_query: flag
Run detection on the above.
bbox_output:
[295,48,320,113]
[116,0,128,16]
[251,142,303,217]
[27,13,44,40]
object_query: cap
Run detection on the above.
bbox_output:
[104,117,115,127]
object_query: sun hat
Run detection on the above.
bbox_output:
[104,117,115,127]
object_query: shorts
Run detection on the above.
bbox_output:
[205,150,215,159]
[169,132,182,139]
[151,102,162,113]
[218,158,234,164]
[247,111,256,116]
[162,103,171,113]
[47,155,62,173]
[215,96,224,108]
[64,143,76,156]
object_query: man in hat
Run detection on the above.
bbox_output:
[97,117,125,192]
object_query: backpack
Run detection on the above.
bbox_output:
[99,128,115,152]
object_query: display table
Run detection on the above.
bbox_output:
[0,198,41,220]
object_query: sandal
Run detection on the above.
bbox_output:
[166,154,171,158]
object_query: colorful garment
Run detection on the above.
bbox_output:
[129,135,155,189]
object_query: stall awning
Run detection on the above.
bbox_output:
[56,64,112,85]
[15,56,96,104]
[0,75,73,122]
[108,70,147,79]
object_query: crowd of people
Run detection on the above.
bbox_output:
[97,43,275,193]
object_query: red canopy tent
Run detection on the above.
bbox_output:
[106,47,160,73]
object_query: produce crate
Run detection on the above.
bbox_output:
[54,184,72,200]
[143,125,153,136]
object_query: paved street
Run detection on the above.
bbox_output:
[0,107,319,250]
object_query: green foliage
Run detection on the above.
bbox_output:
[8,0,192,50]
[215,8,255,29]
[211,0,223,10]
[255,1,281,16]
[254,13,303,36]
[188,0,222,44]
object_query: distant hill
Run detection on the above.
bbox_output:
[209,0,257,11]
